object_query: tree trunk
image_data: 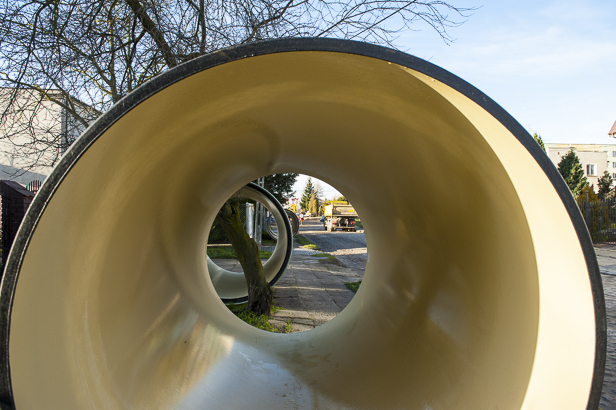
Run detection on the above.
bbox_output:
[215,200,272,315]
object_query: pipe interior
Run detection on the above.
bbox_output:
[9,51,597,409]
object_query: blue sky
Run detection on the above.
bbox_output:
[399,0,616,144]
[294,0,616,198]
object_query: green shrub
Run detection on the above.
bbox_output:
[345,281,361,293]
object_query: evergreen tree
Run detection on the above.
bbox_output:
[579,185,598,202]
[557,149,588,197]
[258,173,299,205]
[533,133,546,153]
[300,178,315,211]
[597,170,614,200]
[309,192,318,215]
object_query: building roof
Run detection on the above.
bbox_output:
[610,120,616,136]
[0,180,34,197]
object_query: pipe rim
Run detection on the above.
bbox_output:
[209,182,293,304]
[268,209,300,239]
[0,38,605,409]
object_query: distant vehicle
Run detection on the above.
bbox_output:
[323,203,358,232]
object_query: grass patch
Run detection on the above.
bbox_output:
[236,310,279,332]
[207,246,273,259]
[314,252,341,265]
[295,234,320,250]
[226,302,289,333]
[271,304,285,313]
[226,303,279,332]
[345,281,361,293]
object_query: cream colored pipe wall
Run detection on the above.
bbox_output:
[7,50,599,409]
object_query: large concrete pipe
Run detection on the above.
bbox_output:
[267,209,300,239]
[0,39,606,409]
[208,182,293,303]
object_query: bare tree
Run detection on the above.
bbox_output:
[0,0,474,313]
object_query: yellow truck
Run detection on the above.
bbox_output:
[323,203,358,232]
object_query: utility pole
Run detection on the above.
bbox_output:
[254,177,265,250]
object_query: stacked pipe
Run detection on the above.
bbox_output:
[208,183,293,303]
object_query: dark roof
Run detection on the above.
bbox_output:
[0,180,34,197]
[610,120,616,136]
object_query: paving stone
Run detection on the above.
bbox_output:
[304,302,341,314]
[602,273,616,409]
[269,248,359,333]
[290,323,314,332]
[273,290,299,299]
[289,318,316,326]
[274,309,312,320]
[275,299,304,311]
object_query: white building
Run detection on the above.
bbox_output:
[545,143,616,189]
[0,88,96,188]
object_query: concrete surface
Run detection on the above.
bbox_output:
[213,241,616,408]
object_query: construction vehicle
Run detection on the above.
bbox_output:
[323,203,358,232]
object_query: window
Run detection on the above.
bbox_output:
[613,173,616,178]
[586,164,596,176]
[613,162,616,168]
[612,151,616,157]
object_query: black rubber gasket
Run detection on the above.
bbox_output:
[0,38,605,410]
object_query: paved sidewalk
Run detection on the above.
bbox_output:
[596,244,616,409]
[213,242,363,333]
[596,244,616,276]
[269,251,362,332]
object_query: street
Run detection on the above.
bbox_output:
[297,217,367,275]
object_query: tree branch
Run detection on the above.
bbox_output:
[124,0,178,68]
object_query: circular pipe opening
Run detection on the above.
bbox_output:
[207,182,293,303]
[0,39,604,409]
[266,210,300,239]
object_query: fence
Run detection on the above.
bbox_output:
[25,179,43,194]
[208,200,271,246]
[576,196,616,244]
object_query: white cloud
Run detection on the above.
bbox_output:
[394,0,616,143]
[446,27,616,80]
